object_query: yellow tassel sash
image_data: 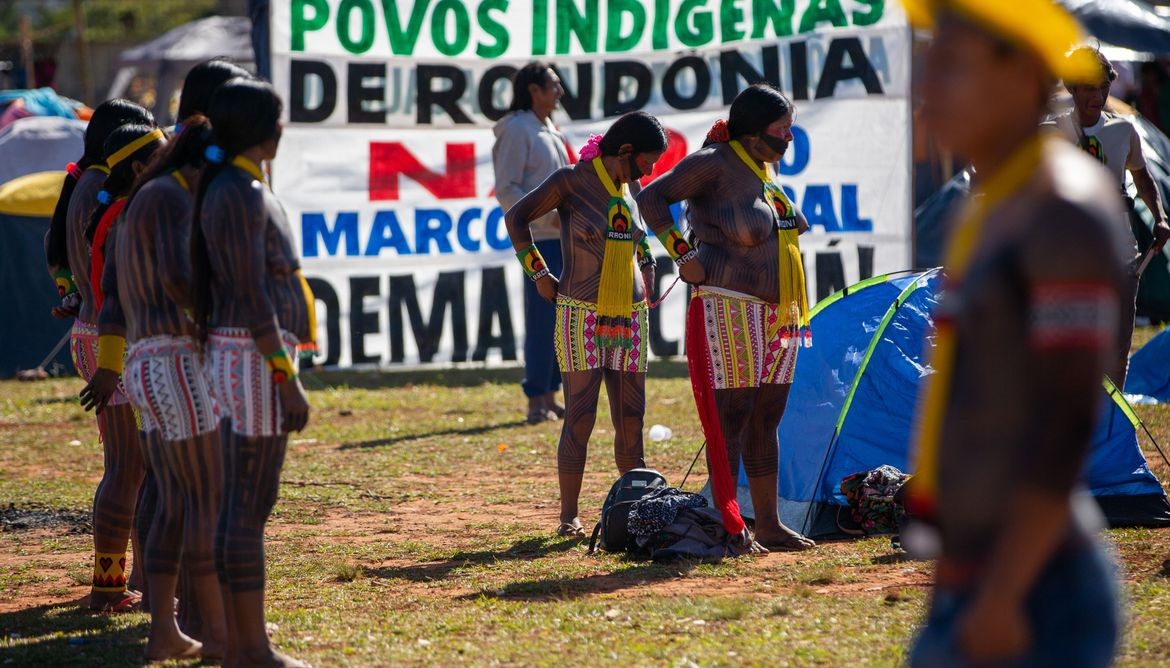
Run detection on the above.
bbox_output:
[729,140,810,347]
[592,157,636,349]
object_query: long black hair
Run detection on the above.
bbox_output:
[177,59,251,123]
[128,115,214,202]
[84,124,166,244]
[45,99,153,268]
[508,61,553,113]
[190,77,283,340]
[597,111,667,156]
[727,84,793,139]
[125,61,246,214]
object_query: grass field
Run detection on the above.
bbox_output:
[3,334,1170,666]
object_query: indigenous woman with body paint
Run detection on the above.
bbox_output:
[637,84,814,552]
[99,59,250,644]
[504,111,665,538]
[77,127,211,661]
[53,99,156,611]
[190,77,313,668]
[45,100,154,321]
[84,117,234,662]
[169,58,254,643]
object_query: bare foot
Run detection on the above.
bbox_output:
[754,525,816,551]
[180,619,204,642]
[88,589,142,613]
[730,529,769,556]
[144,633,201,663]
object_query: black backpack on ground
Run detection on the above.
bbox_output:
[588,468,668,554]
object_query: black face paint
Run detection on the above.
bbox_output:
[626,153,643,181]
[759,132,788,156]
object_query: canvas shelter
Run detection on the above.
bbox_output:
[1128,328,1170,402]
[0,116,85,185]
[107,16,254,125]
[0,171,74,378]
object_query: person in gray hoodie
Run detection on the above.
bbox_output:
[493,62,574,423]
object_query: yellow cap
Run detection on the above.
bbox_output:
[900,0,1099,82]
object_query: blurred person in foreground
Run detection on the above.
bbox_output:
[902,0,1127,665]
[493,61,574,424]
[1042,48,1170,387]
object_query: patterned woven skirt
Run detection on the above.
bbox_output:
[693,287,798,389]
[554,296,648,373]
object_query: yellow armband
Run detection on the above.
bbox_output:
[97,335,126,375]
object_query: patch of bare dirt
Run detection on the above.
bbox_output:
[0,527,98,614]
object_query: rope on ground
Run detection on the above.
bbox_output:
[1138,418,1170,473]
[679,440,706,490]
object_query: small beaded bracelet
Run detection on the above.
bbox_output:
[53,269,77,298]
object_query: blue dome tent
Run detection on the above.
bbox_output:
[712,270,1170,537]
[1127,328,1170,402]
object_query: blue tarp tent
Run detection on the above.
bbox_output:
[0,171,74,378]
[1127,328,1170,401]
[718,270,1170,537]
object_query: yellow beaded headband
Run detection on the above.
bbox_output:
[106,129,164,169]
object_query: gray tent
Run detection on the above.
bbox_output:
[0,116,85,185]
[106,16,254,124]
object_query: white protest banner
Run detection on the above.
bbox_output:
[270,0,912,368]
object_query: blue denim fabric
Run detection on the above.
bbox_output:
[911,539,1120,668]
[522,239,563,398]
